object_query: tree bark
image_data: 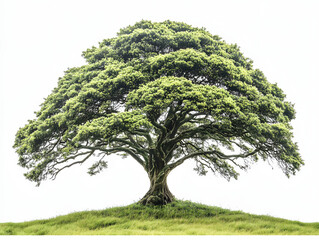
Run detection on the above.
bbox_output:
[139,170,175,205]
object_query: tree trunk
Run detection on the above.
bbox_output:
[139,171,175,205]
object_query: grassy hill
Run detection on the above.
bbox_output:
[1,201,318,235]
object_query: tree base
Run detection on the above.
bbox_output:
[138,188,175,206]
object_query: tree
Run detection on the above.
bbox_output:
[14,20,303,205]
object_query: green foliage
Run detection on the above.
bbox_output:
[14,20,302,187]
[1,201,318,235]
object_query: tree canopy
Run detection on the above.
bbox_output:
[14,20,303,205]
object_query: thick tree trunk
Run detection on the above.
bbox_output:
[139,171,175,205]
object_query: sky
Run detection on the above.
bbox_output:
[1,0,319,224]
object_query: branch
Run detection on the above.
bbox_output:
[112,137,148,153]
[80,145,145,168]
[178,112,207,126]
[168,151,217,171]
[51,151,94,180]
[131,129,153,146]
[55,150,92,164]
[113,136,149,162]
[45,137,62,154]
[167,148,261,171]
[149,115,167,134]
[167,123,216,145]
[213,148,260,160]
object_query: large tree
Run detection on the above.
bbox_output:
[14,20,303,205]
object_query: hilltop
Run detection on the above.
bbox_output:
[1,201,318,235]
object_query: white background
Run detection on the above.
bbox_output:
[1,0,319,223]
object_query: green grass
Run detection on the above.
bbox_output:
[1,200,319,235]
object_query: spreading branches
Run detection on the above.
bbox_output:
[14,20,302,187]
